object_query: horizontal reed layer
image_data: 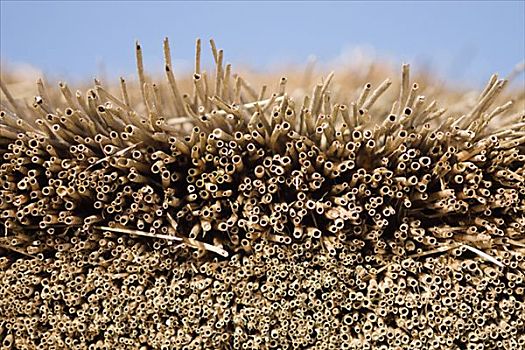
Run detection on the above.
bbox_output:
[0,229,524,349]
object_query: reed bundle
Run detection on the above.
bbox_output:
[0,39,524,349]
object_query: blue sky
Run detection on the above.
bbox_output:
[1,1,524,87]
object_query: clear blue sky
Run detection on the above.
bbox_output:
[1,1,524,86]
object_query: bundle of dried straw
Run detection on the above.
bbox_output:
[0,39,524,349]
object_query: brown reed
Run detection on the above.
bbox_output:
[0,38,524,349]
